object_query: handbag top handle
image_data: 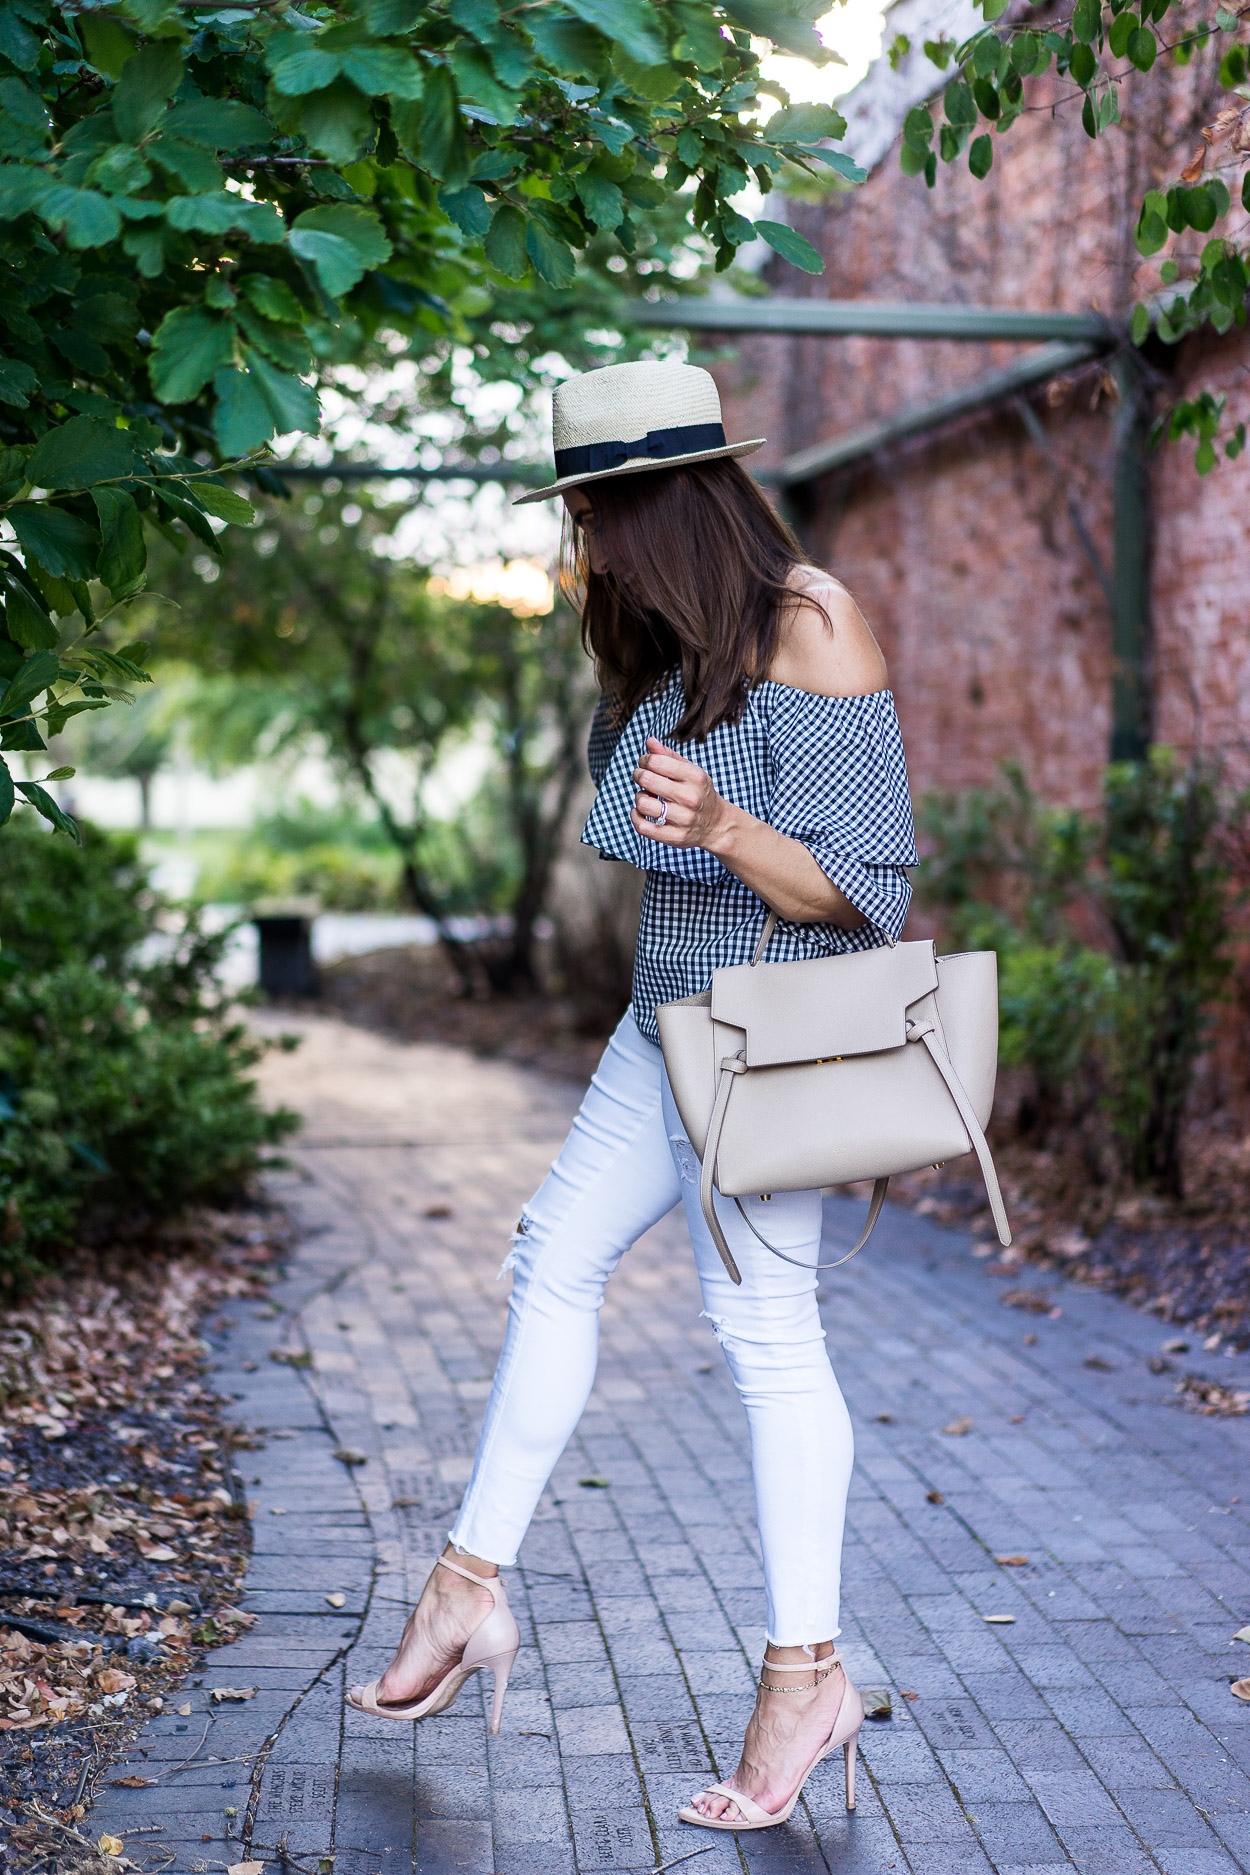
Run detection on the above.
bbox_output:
[749,905,899,968]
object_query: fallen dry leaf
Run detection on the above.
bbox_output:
[942,1417,973,1436]
[333,1447,368,1466]
[875,1412,895,1424]
[861,1688,892,1720]
[983,1614,1016,1625]
[995,1555,1029,1567]
[900,1689,919,1700]
[177,1703,192,1716]
[98,1836,124,1857]
[1173,1375,1250,1418]
[111,1776,154,1788]
[1232,1679,1250,1702]
[578,1475,610,1488]
[227,1863,265,1875]
[1001,1289,1054,1314]
[325,1592,346,1608]
[926,1490,944,1504]
[210,1685,258,1702]
[1234,1627,1250,1643]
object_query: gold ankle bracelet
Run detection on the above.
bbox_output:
[758,1662,837,1693]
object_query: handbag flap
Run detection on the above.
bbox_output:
[710,939,939,1066]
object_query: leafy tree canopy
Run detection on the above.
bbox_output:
[0,0,862,833]
[889,0,1249,469]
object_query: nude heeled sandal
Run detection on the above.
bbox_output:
[346,1555,520,1734]
[678,1649,865,1830]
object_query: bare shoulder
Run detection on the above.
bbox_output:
[767,566,888,699]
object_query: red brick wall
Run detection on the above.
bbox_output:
[708,46,1249,810]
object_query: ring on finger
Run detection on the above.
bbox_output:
[655,797,668,826]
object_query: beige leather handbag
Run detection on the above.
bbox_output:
[656,913,1012,1284]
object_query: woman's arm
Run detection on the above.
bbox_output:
[631,737,863,925]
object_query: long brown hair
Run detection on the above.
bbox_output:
[558,457,822,742]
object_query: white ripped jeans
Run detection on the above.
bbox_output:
[449,1011,855,1645]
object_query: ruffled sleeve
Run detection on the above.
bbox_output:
[764,687,917,939]
[580,674,734,884]
[587,692,624,786]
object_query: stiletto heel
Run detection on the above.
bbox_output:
[487,1648,517,1734]
[679,1649,865,1831]
[346,1556,520,1730]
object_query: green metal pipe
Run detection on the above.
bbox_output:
[628,297,1115,344]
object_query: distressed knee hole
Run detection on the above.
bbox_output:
[670,1134,701,1184]
[498,1209,535,1278]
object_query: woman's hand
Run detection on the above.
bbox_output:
[631,737,736,851]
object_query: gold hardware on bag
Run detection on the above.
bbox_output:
[814,1056,843,1065]
[932,1162,944,1170]
[759,1193,772,1201]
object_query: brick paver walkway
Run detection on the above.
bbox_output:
[90,1014,1250,1875]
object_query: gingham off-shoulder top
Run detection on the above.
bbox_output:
[581,670,918,1044]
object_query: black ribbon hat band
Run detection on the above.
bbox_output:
[553,421,727,479]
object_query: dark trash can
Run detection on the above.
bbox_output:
[253,897,320,998]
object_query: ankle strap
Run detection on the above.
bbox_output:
[759,1648,841,1692]
[437,1554,501,1592]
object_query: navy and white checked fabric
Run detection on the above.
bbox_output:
[582,670,918,1043]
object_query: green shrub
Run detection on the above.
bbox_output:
[0,819,297,1283]
[918,752,1245,1196]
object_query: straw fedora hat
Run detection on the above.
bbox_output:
[512,359,766,505]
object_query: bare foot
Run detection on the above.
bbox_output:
[349,1550,495,1709]
[688,1645,845,1823]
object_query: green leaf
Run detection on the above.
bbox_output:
[26,416,136,491]
[763,102,846,143]
[484,202,528,277]
[0,649,61,719]
[1108,9,1135,56]
[945,81,978,126]
[268,38,342,96]
[239,274,306,323]
[163,99,273,151]
[1064,41,1094,83]
[8,506,98,583]
[981,0,1008,18]
[1126,25,1155,68]
[0,757,13,828]
[213,352,319,455]
[3,583,58,652]
[112,39,184,143]
[1135,190,1168,254]
[972,76,1000,117]
[190,481,256,525]
[149,307,235,405]
[0,359,35,410]
[286,79,377,165]
[0,76,51,159]
[451,44,520,122]
[234,306,313,373]
[754,219,823,273]
[1130,302,1150,344]
[290,204,393,296]
[91,486,146,593]
[165,191,268,235]
[968,133,993,178]
[14,779,80,843]
[212,366,274,456]
[564,0,669,66]
[528,12,611,76]
[525,218,576,288]
[37,186,122,249]
[1072,0,1101,41]
[341,45,425,99]
[721,0,830,61]
[574,172,625,228]
[438,183,493,237]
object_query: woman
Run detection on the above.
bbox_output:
[348,361,917,1830]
